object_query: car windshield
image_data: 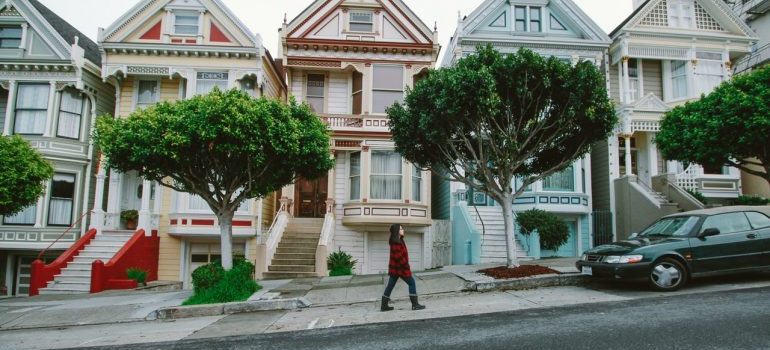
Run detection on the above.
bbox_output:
[638,216,700,238]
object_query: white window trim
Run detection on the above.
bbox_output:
[411,165,424,203]
[348,10,374,33]
[132,78,162,111]
[370,64,405,115]
[194,71,230,96]
[513,5,543,33]
[304,72,328,114]
[171,10,202,37]
[369,149,405,202]
[55,89,87,141]
[348,151,362,202]
[47,172,78,227]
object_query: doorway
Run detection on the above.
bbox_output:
[295,175,328,218]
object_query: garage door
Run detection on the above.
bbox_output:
[367,233,423,274]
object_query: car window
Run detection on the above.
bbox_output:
[700,212,752,234]
[746,211,770,229]
[640,216,699,237]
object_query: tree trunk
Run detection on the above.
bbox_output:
[501,194,519,268]
[217,210,235,270]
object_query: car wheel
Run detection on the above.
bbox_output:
[648,258,687,291]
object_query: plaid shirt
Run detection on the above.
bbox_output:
[388,239,412,278]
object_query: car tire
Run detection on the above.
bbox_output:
[648,258,687,292]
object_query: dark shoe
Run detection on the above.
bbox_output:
[410,295,425,310]
[381,296,394,312]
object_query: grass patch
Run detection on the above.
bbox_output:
[183,259,262,306]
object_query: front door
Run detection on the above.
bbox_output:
[295,176,328,218]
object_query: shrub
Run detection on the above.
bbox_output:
[515,209,570,251]
[734,195,770,206]
[327,248,356,276]
[183,258,260,306]
[685,189,708,205]
[126,267,148,285]
[120,209,138,222]
[190,261,224,293]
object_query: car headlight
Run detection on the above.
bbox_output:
[604,255,643,264]
[580,254,587,261]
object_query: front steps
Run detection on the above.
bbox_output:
[262,218,323,280]
[467,206,532,263]
[38,230,134,295]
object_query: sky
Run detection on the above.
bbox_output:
[38,0,634,59]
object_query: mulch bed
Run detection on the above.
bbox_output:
[478,265,560,279]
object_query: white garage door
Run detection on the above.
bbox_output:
[367,233,423,274]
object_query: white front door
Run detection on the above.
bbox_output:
[367,232,423,274]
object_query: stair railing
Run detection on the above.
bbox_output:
[36,210,90,261]
[90,229,159,293]
[316,199,336,276]
[256,202,289,278]
[29,227,97,296]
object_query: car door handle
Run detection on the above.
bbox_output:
[747,233,757,239]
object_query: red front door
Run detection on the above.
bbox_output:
[295,176,328,218]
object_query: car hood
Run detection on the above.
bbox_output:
[586,237,687,255]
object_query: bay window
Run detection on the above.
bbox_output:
[694,52,723,96]
[14,83,49,135]
[349,152,361,200]
[136,80,159,110]
[174,12,199,35]
[306,74,325,113]
[372,65,404,114]
[196,72,229,95]
[3,203,36,225]
[543,165,575,192]
[48,173,76,226]
[670,61,688,99]
[412,165,422,202]
[371,151,402,200]
[57,88,84,139]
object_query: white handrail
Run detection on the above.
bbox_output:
[318,199,335,247]
[264,212,288,268]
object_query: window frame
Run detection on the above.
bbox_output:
[746,211,770,229]
[173,11,200,36]
[135,79,160,110]
[47,172,77,227]
[56,88,85,140]
[669,60,688,100]
[513,5,542,32]
[668,0,694,29]
[542,165,576,192]
[370,150,403,201]
[195,71,229,96]
[371,64,405,114]
[2,202,37,226]
[349,152,361,201]
[305,73,326,113]
[699,212,753,235]
[348,11,374,33]
[0,26,22,49]
[411,165,423,202]
[13,83,50,136]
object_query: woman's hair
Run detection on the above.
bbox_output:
[389,224,402,244]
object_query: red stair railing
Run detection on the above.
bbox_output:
[90,229,159,293]
[29,225,96,296]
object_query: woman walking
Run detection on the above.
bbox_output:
[381,224,425,311]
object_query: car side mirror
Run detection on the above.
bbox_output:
[699,228,720,238]
[629,232,639,239]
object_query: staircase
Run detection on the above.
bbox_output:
[263,218,323,279]
[38,230,134,294]
[467,206,531,263]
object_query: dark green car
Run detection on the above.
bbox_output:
[577,206,770,291]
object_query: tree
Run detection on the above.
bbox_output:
[388,46,616,267]
[0,135,53,216]
[656,66,770,186]
[95,89,334,270]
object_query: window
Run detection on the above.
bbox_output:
[57,89,84,139]
[349,11,373,32]
[48,173,75,226]
[514,177,532,192]
[543,165,575,191]
[351,72,363,115]
[196,72,229,95]
[349,152,361,200]
[514,6,541,32]
[746,212,770,229]
[700,212,752,235]
[515,6,526,31]
[412,165,422,202]
[3,203,36,225]
[529,7,542,32]
[668,0,694,28]
[14,84,50,135]
[627,58,640,102]
[371,151,402,200]
[306,74,325,113]
[136,80,159,110]
[174,12,199,35]
[0,27,21,48]
[694,52,723,96]
[639,216,699,237]
[670,61,688,99]
[189,195,209,210]
[372,65,404,114]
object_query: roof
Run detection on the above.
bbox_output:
[666,205,770,217]
[27,0,102,66]
[609,0,650,38]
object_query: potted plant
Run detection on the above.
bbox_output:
[126,267,148,287]
[121,209,139,230]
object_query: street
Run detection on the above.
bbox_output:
[76,280,770,350]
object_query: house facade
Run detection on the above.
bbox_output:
[440,0,611,264]
[274,0,447,276]
[97,0,286,289]
[593,0,757,240]
[0,0,115,296]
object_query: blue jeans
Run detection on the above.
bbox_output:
[383,275,417,297]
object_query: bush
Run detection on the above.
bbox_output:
[734,195,770,206]
[686,189,708,205]
[126,267,148,285]
[515,209,570,251]
[183,258,260,306]
[327,248,356,276]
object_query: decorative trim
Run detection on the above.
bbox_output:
[127,65,170,75]
[287,59,342,67]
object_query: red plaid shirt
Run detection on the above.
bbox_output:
[388,239,412,278]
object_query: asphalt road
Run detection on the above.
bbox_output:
[80,285,770,350]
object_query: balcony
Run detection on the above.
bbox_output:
[319,114,390,132]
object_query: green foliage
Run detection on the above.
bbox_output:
[184,258,260,305]
[126,267,148,285]
[734,195,770,206]
[657,66,770,186]
[685,189,708,205]
[120,209,138,222]
[515,209,570,251]
[327,248,357,276]
[0,135,54,216]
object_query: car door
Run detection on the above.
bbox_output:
[745,211,770,268]
[689,212,756,273]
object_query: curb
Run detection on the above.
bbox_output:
[149,297,312,320]
[465,273,588,292]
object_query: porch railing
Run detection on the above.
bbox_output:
[319,114,363,128]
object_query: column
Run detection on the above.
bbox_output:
[43,81,57,137]
[326,151,336,213]
[361,146,371,202]
[91,155,107,234]
[648,134,659,178]
[197,10,205,44]
[2,80,16,135]
[624,135,632,176]
[105,170,122,229]
[138,179,152,234]
[621,57,631,104]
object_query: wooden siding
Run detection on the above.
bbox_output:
[331,153,366,274]
[118,77,135,117]
[160,78,181,102]
[328,72,349,114]
[590,140,611,211]
[261,56,285,100]
[83,70,116,118]
[290,70,303,103]
[641,60,663,99]
[261,192,276,230]
[157,186,181,281]
[609,64,621,104]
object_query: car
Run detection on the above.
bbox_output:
[577,206,770,291]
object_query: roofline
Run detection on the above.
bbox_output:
[609,0,650,38]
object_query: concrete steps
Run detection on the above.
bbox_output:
[263,218,322,280]
[38,230,134,295]
[467,206,531,263]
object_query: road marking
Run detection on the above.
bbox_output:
[307,318,319,329]
[8,306,43,314]
[326,319,335,328]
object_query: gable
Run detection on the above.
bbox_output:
[0,1,85,63]
[625,0,754,37]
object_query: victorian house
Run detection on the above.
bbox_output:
[441,0,611,264]
[267,0,446,277]
[592,0,757,240]
[0,0,115,296]
[84,0,286,290]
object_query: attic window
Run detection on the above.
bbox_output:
[514,6,542,32]
[349,11,373,32]
[174,11,199,35]
[0,27,21,48]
